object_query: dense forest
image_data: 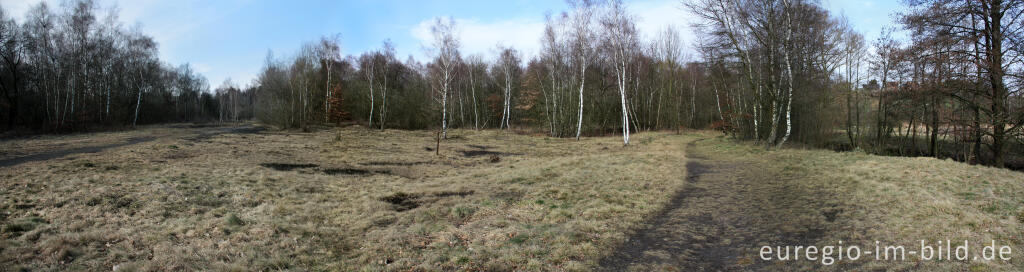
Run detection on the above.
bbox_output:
[0,1,228,131]
[1,0,1022,168]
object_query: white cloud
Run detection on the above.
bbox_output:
[2,1,28,17]
[4,0,57,21]
[107,0,251,61]
[411,16,546,61]
[3,0,248,65]
[113,0,202,48]
[3,0,187,50]
[631,0,695,42]
[192,62,212,74]
[409,0,699,61]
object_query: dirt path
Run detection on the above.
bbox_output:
[0,125,263,168]
[599,138,832,271]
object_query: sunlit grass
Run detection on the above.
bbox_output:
[2,126,1022,271]
[0,126,694,271]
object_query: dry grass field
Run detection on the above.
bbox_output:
[1,124,1023,271]
[1,125,693,271]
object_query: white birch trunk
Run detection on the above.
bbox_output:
[442,69,449,139]
[504,66,512,130]
[713,80,724,122]
[133,71,143,127]
[325,63,332,123]
[777,0,795,148]
[470,68,479,130]
[618,59,630,145]
[575,62,586,140]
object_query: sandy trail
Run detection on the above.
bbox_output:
[599,139,833,271]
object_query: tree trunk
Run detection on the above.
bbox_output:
[133,87,143,127]
[690,72,696,128]
[575,62,586,140]
[778,0,795,148]
[470,67,479,130]
[442,69,449,139]
[325,63,332,123]
[930,95,939,157]
[380,76,388,129]
[987,1,1007,168]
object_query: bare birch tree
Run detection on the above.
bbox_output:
[568,0,595,140]
[656,26,683,133]
[601,0,638,145]
[318,35,340,123]
[429,17,460,139]
[359,52,376,128]
[777,0,798,148]
[496,46,520,130]
[379,40,396,129]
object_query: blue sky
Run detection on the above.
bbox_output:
[4,0,906,89]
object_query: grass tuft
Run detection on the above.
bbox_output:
[226,213,244,226]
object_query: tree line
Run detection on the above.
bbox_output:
[882,0,1024,168]
[248,0,1021,168]
[249,0,712,146]
[250,0,853,145]
[0,0,241,133]
[686,0,1023,168]
[1,0,1021,168]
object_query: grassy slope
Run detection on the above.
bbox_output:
[1,126,1022,271]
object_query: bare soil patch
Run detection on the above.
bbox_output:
[458,150,523,157]
[260,163,390,176]
[259,163,319,171]
[379,190,476,212]
[361,161,432,166]
[380,192,421,211]
[321,167,391,176]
